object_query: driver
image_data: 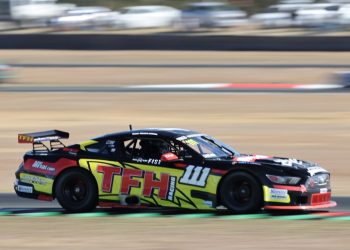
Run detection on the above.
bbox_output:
[140,139,169,159]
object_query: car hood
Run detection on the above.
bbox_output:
[231,155,328,176]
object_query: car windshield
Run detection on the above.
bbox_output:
[180,135,239,159]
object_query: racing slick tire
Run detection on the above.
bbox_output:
[55,168,98,212]
[220,171,263,213]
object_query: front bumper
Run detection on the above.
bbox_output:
[263,184,336,211]
[264,201,337,210]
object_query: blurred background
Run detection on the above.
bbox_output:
[1,2,350,249]
[0,1,349,195]
[0,0,350,34]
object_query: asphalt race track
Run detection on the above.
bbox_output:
[1,194,350,217]
[8,63,350,68]
[1,86,349,93]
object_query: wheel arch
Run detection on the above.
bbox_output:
[216,167,264,207]
[52,166,98,199]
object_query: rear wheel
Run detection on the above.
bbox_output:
[220,171,263,213]
[55,169,97,212]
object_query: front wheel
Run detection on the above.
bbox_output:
[55,168,97,212]
[220,171,263,213]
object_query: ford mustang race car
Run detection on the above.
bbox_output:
[14,128,336,213]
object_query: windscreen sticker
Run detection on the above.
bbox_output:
[203,153,217,158]
[177,134,204,141]
[183,138,198,146]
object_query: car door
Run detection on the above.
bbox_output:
[118,135,217,209]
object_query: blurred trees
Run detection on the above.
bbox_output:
[57,0,279,13]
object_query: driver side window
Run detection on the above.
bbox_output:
[123,137,170,160]
[122,138,193,162]
[167,140,192,160]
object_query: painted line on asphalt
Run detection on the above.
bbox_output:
[173,213,214,219]
[325,216,350,221]
[270,213,328,220]
[1,211,350,220]
[16,211,62,217]
[116,213,162,218]
[219,214,269,220]
[66,212,109,218]
[130,83,346,90]
[0,85,348,93]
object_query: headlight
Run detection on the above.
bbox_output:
[305,173,330,188]
[266,174,301,185]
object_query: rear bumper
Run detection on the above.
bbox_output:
[14,179,35,197]
[14,179,53,201]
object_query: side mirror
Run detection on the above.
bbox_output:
[161,152,179,162]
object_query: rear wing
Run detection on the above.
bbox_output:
[18,130,69,152]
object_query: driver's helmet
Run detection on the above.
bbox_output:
[149,140,170,155]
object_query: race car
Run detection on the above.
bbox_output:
[14,128,336,213]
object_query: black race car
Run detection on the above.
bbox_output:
[14,128,336,213]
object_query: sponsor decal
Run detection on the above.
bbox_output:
[106,140,117,153]
[274,158,303,167]
[106,140,115,145]
[179,165,210,187]
[132,158,161,165]
[24,158,76,176]
[17,185,33,194]
[263,186,290,203]
[21,175,47,185]
[203,200,213,207]
[307,166,327,176]
[34,136,60,142]
[97,165,174,201]
[270,188,288,199]
[32,161,55,172]
[18,134,34,143]
[167,176,176,201]
[132,132,158,136]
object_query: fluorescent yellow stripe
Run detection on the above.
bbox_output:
[20,173,53,194]
[79,140,98,151]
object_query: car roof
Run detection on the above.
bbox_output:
[97,128,201,140]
